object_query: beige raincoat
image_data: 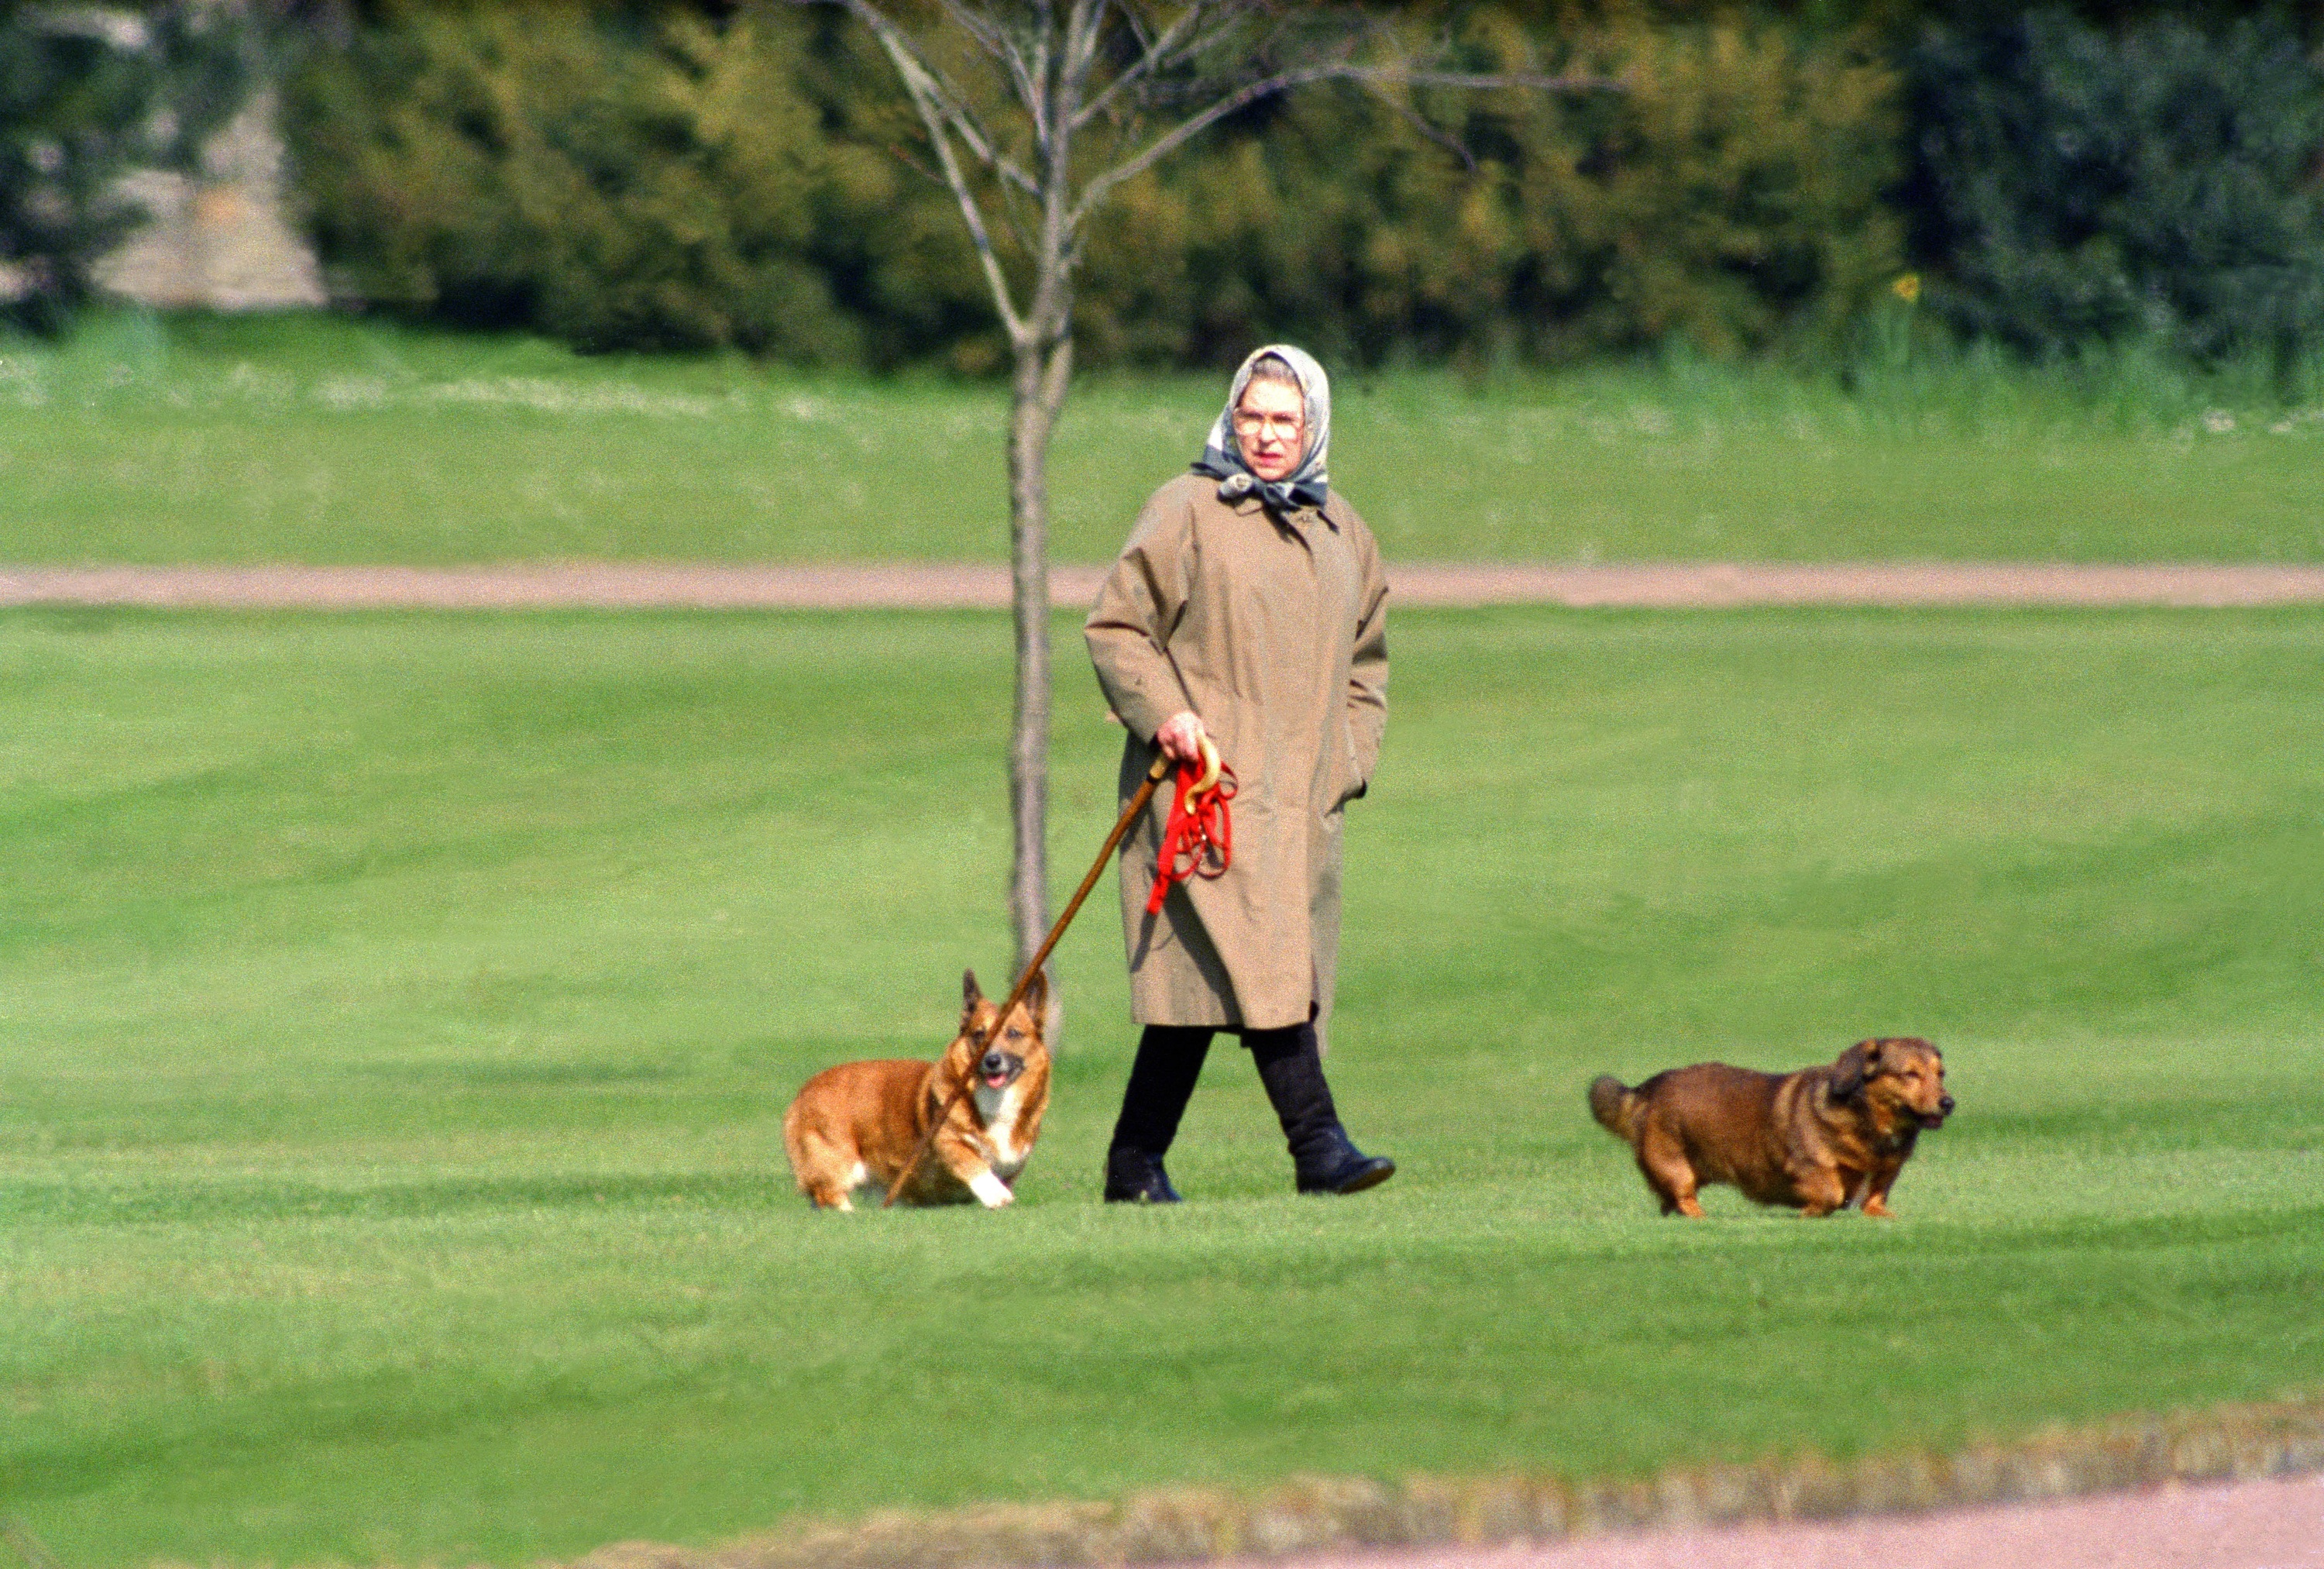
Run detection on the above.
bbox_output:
[1085,472,1389,1033]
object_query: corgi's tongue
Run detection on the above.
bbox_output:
[983,1069,1009,1089]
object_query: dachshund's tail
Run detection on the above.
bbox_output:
[1587,1075,1645,1144]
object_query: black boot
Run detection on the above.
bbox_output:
[1104,1027,1212,1203]
[1104,1147,1182,1204]
[1247,1023,1396,1196]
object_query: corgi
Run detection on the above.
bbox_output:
[783,969,1050,1210]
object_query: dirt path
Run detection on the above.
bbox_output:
[1224,1472,2324,1569]
[5,561,2324,611]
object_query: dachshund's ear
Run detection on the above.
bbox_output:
[1016,965,1049,1031]
[1832,1041,1872,1100]
[961,969,983,1031]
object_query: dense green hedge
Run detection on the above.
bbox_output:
[1086,14,1903,369]
[1903,9,2324,375]
[277,4,2324,373]
[284,6,877,358]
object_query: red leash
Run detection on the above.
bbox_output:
[1147,738,1236,914]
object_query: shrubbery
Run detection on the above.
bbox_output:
[284,5,882,358]
[1071,15,1903,368]
[281,4,1906,370]
[1903,9,2324,376]
[275,4,2324,377]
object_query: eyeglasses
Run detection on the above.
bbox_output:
[1232,410,1303,441]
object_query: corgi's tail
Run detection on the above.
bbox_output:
[779,1097,813,1196]
[1588,1075,1645,1144]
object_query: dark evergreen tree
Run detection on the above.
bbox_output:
[1903,9,2324,372]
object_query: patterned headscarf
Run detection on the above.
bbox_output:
[1191,344,1332,514]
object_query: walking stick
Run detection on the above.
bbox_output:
[882,748,1191,1208]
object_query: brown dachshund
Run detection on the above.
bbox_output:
[1589,1037,1953,1217]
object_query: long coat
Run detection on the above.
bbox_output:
[1085,472,1389,1034]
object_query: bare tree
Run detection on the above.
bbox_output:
[797,0,1595,1006]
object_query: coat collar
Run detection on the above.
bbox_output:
[1229,492,1335,535]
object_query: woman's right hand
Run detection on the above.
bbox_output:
[1156,711,1208,765]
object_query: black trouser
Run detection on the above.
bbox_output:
[1109,1020,1345,1172]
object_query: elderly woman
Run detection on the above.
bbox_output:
[1085,345,1394,1203]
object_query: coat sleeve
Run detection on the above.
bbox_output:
[1345,515,1390,792]
[1085,483,1198,743]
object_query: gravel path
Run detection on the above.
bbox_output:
[5,561,2324,611]
[1225,1472,2324,1569]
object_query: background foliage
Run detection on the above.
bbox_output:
[1902,9,2324,377]
[284,5,879,358]
[1081,12,1903,370]
[9,5,2322,370]
[0,2,257,332]
[279,4,1912,370]
[264,2,2324,377]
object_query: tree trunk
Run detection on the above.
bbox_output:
[1004,342,1050,984]
[1008,43,1080,1032]
[1005,329,1073,997]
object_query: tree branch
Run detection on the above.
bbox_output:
[1061,0,1111,108]
[1361,78,1477,172]
[822,0,1043,200]
[1067,58,1349,228]
[1070,0,1213,132]
[847,2,1030,346]
[1030,0,1056,153]
[935,0,1047,152]
[932,0,1010,63]
[1380,71,1617,93]
[1070,60,1619,229]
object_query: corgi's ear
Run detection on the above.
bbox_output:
[961,969,983,1032]
[1018,966,1049,1032]
[1831,1041,1872,1100]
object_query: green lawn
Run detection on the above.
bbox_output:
[4,310,2321,565]
[2,604,2319,1566]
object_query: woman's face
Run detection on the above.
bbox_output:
[1232,377,1306,483]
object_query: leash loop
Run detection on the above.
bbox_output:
[1147,736,1236,914]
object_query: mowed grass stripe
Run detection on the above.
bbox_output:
[1,605,2319,1566]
